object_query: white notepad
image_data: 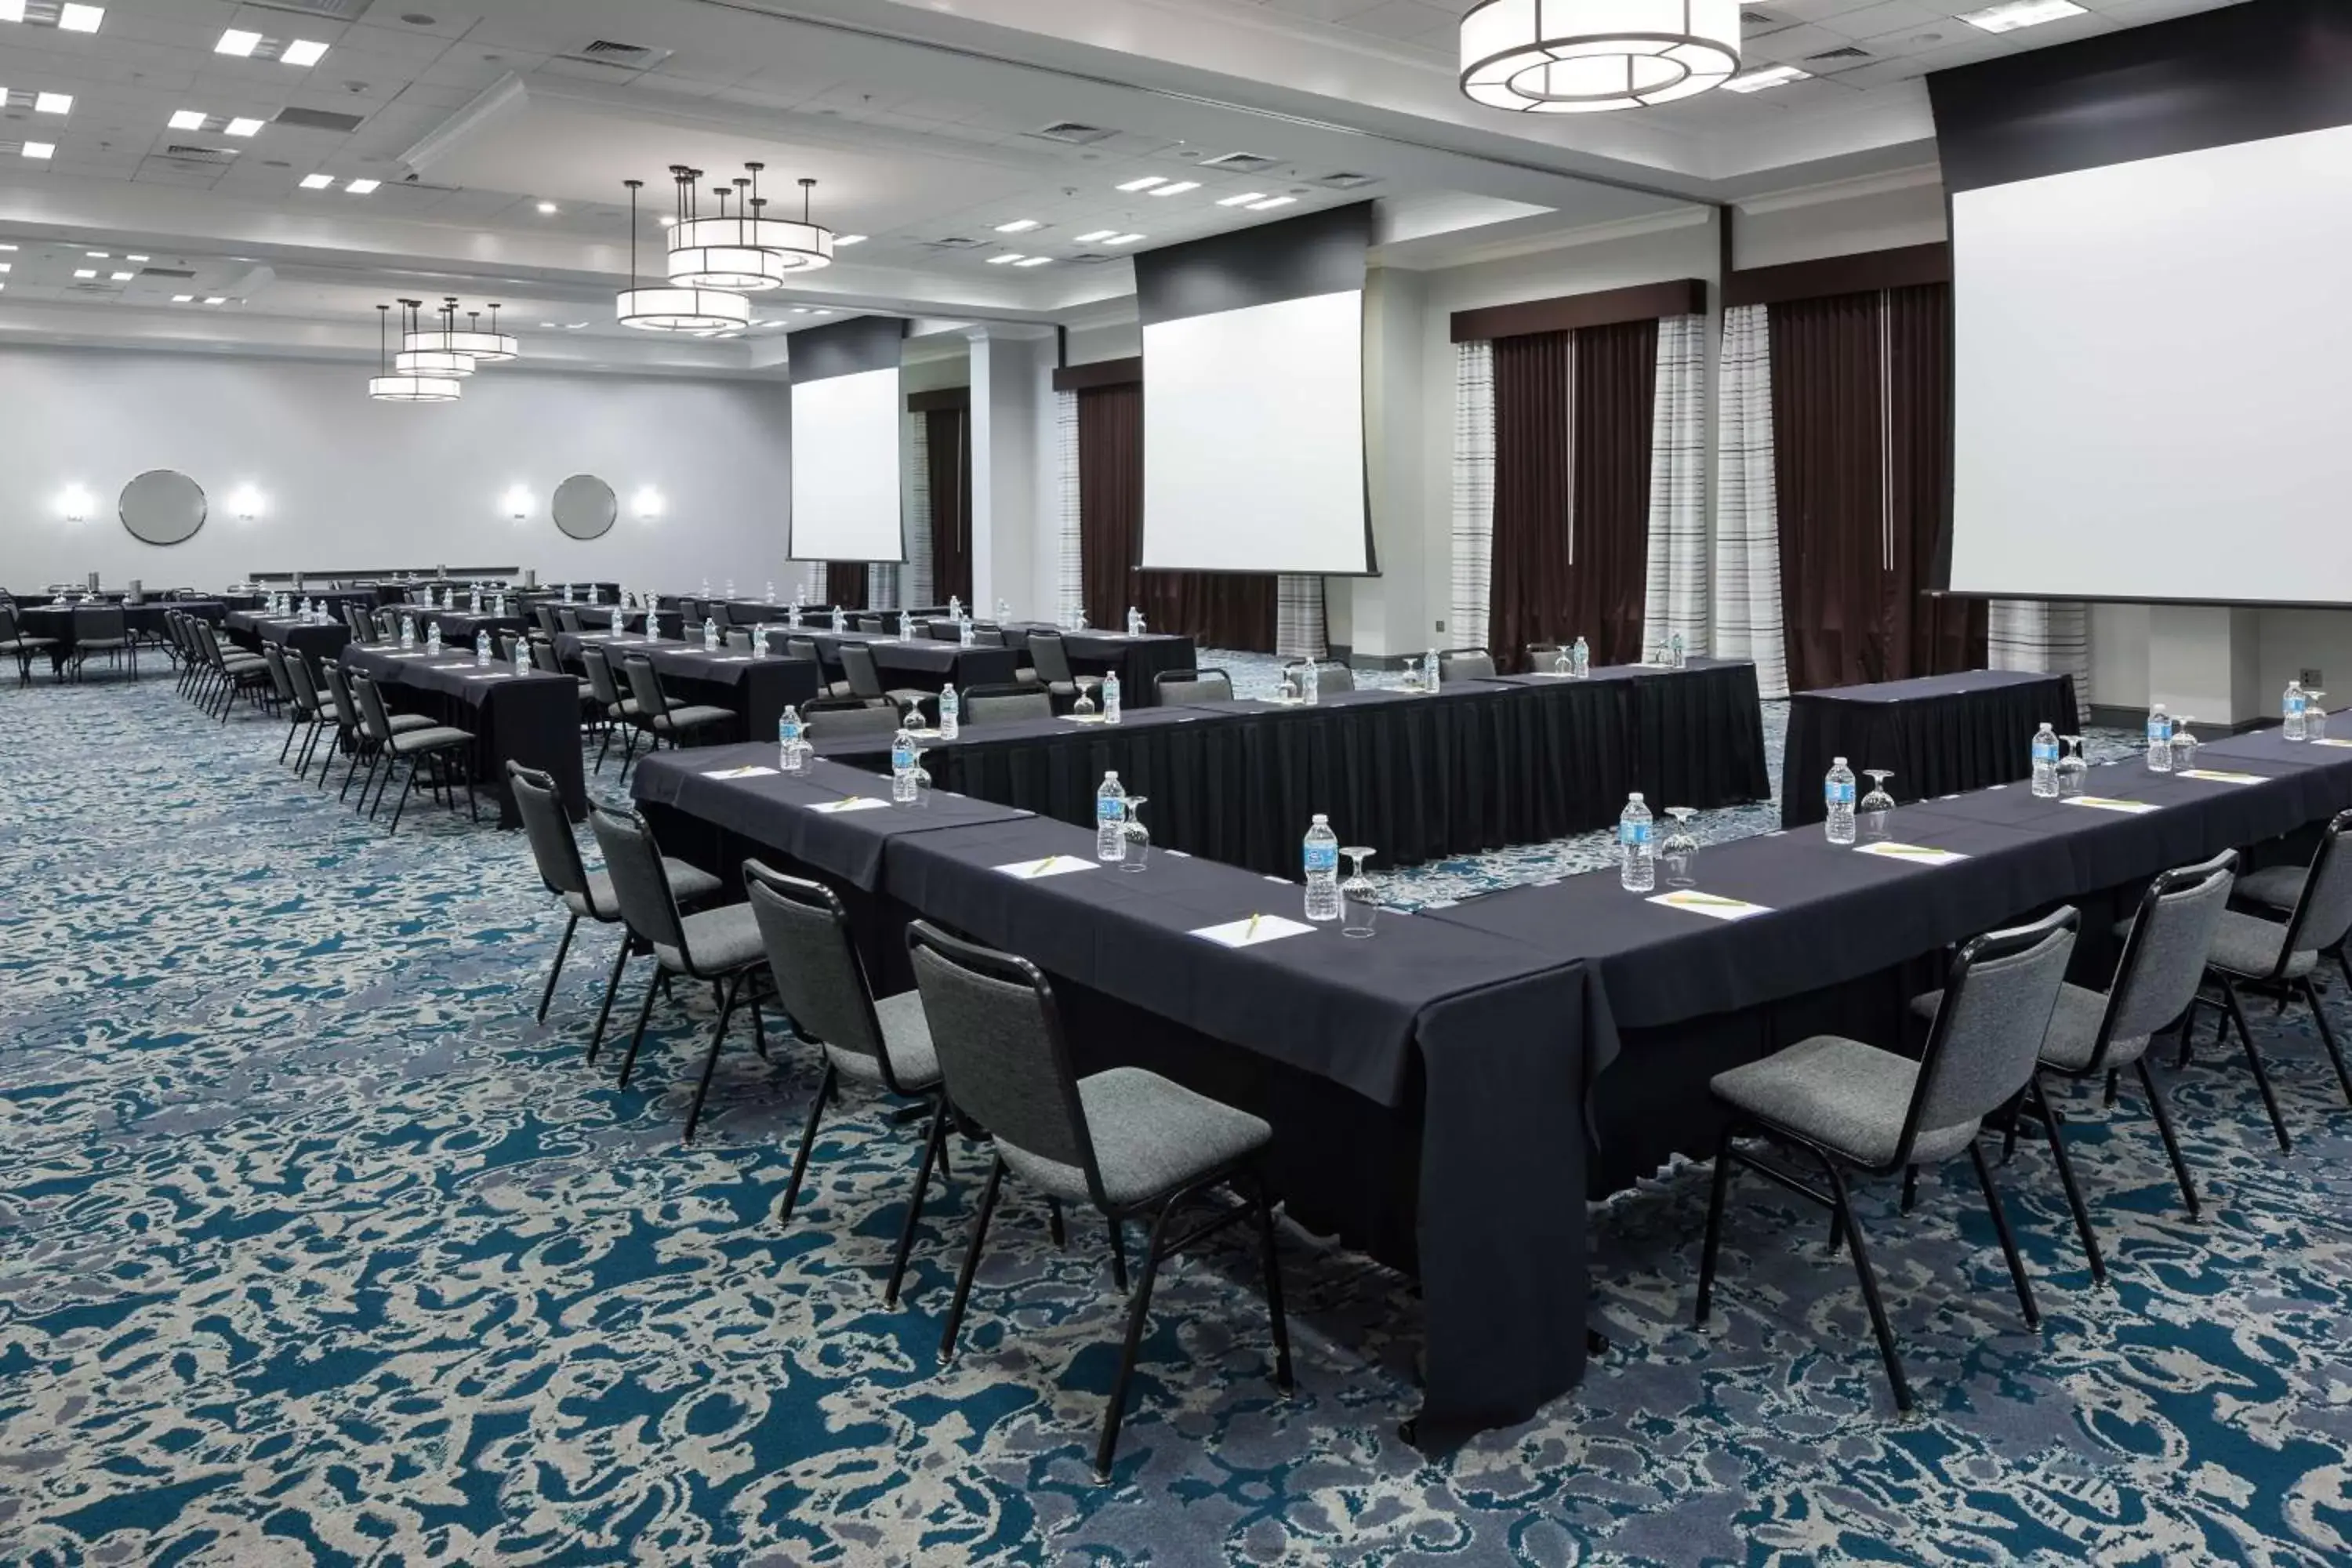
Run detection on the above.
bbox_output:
[1058,713,1109,725]
[1648,889,1772,921]
[1192,913,1316,947]
[2065,796,2160,815]
[809,797,890,814]
[1853,841,1969,868]
[2176,768,2266,785]
[2308,738,2352,750]
[994,854,1099,879]
[702,764,779,780]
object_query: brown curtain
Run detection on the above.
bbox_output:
[1076,382,1275,651]
[926,405,972,607]
[1773,285,1980,691]
[1488,321,1657,671]
[823,561,868,610]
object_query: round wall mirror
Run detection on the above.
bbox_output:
[119,470,208,546]
[551,474,618,541]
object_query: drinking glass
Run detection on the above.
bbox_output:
[1120,797,1151,872]
[2171,714,2201,772]
[1341,848,1378,938]
[1860,771,1896,840]
[1073,677,1098,719]
[1661,808,1700,887]
[2057,735,2088,797]
[2306,695,2328,743]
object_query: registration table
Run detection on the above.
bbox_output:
[1781,668,2080,829]
[340,643,586,825]
[632,742,1612,1439]
[225,610,352,662]
[809,659,1772,877]
[1426,719,2352,1192]
[554,630,822,743]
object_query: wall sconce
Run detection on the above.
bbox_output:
[58,483,93,523]
[503,485,534,521]
[632,485,666,521]
[228,484,265,522]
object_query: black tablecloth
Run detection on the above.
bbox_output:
[226,612,351,661]
[554,633,822,743]
[773,628,1021,693]
[995,624,1197,707]
[1781,669,2078,829]
[633,760,1612,1437]
[17,601,226,663]
[412,610,531,645]
[341,644,586,825]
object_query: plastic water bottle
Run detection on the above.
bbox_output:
[426,622,442,655]
[1125,605,1141,636]
[891,721,919,804]
[939,684,960,739]
[2147,703,2175,769]
[1824,757,1857,844]
[898,611,913,641]
[1096,771,1128,862]
[766,582,777,605]
[1618,794,1655,891]
[996,598,1011,624]
[2284,681,2308,742]
[1572,636,1590,678]
[1303,815,1341,921]
[702,578,711,598]
[703,617,719,652]
[474,630,491,666]
[959,617,975,648]
[588,586,601,605]
[725,579,735,599]
[779,706,804,771]
[1300,662,1319,706]
[563,583,574,604]
[788,604,802,630]
[949,594,964,622]
[514,643,530,677]
[1426,651,1441,693]
[1103,670,1121,724]
[2031,722,2060,798]
[400,615,416,650]
[1669,632,1686,670]
[830,605,843,631]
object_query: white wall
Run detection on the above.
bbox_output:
[0,345,792,592]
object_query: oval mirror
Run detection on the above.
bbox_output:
[119,470,208,546]
[551,474,618,541]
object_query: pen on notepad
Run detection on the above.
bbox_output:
[1028,857,1055,877]
[1245,913,1261,940]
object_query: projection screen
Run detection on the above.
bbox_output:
[789,316,906,563]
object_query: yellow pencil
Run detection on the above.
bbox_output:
[1245,913,1261,939]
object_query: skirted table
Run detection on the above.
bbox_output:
[993,623,1199,706]
[554,631,822,744]
[1780,668,2080,829]
[341,644,586,825]
[225,611,351,662]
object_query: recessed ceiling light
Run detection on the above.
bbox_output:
[344,178,378,194]
[565,322,587,329]
[1959,0,2085,31]
[1105,232,1145,245]
[34,92,71,114]
[540,320,557,328]
[1014,256,1052,267]
[169,110,206,130]
[172,293,194,303]
[1217,192,1267,207]
[832,234,866,246]
[299,172,334,189]
[1724,64,1812,93]
[86,250,107,258]
[22,142,53,159]
[535,200,557,214]
[126,253,147,261]
[994,218,1040,233]
[72,268,94,278]
[216,28,261,56]
[204,296,227,305]
[987,253,1024,265]
[789,307,809,314]
[1247,195,1297,211]
[281,38,328,67]
[1073,229,1116,243]
[58,3,101,31]
[658,214,676,227]
[1116,176,1166,192]
[108,270,130,280]
[226,118,264,137]
[1151,181,1201,197]
[0,263,9,273]
[0,244,14,250]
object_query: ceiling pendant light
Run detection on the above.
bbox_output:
[369,301,461,402]
[405,296,520,362]
[1460,0,1741,114]
[617,176,750,332]
[666,162,833,288]
[396,299,477,377]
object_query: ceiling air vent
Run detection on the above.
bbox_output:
[164,144,240,163]
[1740,8,1780,26]
[1029,122,1118,146]
[248,0,372,18]
[562,39,673,70]
[1311,172,1377,190]
[1805,45,1872,63]
[1200,151,1279,172]
[1066,252,1118,265]
[927,236,984,249]
[139,267,198,278]
[274,106,367,133]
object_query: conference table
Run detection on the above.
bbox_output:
[553,630,822,743]
[224,611,352,662]
[630,743,1610,1442]
[1781,668,2082,829]
[410,609,532,646]
[768,626,1022,695]
[340,643,586,825]
[809,658,1773,877]
[16,600,230,670]
[993,622,1198,706]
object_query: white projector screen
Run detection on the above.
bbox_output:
[789,366,903,562]
[1141,289,1368,575]
[1951,121,2352,604]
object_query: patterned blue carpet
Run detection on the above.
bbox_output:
[4,661,2350,1566]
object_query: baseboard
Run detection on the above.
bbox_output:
[2088,704,2268,737]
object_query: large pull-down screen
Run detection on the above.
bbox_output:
[789,316,906,564]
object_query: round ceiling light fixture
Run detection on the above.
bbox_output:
[617,177,753,332]
[369,301,461,402]
[1459,0,1740,114]
[665,163,833,289]
[405,296,520,361]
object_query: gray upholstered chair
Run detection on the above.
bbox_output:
[71,604,134,681]
[557,607,584,633]
[1698,906,2079,1414]
[1437,648,1496,681]
[746,862,944,1301]
[350,671,477,832]
[259,641,299,729]
[509,763,720,1046]
[804,702,905,743]
[724,628,753,652]
[620,653,735,768]
[1287,660,1352,697]
[1025,632,1080,701]
[907,919,1292,1479]
[788,636,855,699]
[1,604,59,685]
[319,661,426,798]
[1155,667,1233,704]
[1526,642,1561,668]
[2187,810,2352,1150]
[838,641,928,712]
[1912,851,2235,1260]
[588,806,768,1142]
[280,652,333,775]
[2233,833,2352,996]
[579,644,637,773]
[964,688,1051,724]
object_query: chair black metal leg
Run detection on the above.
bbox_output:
[279,718,300,764]
[2302,978,2352,1107]
[2220,975,2290,1150]
[2103,1068,2121,1109]
[778,1062,836,1229]
[1248,1170,1294,1394]
[2136,1055,2200,1220]
[884,1094,947,1307]
[617,966,663,1087]
[387,765,416,833]
[1819,1156,1912,1414]
[1047,1197,1067,1250]
[1108,1217,1129,1293]
[938,1156,1005,1362]
[593,723,614,775]
[2032,1076,2106,1284]
[1694,1124,1738,1325]
[536,913,579,1024]
[1900,1165,1919,1214]
[1968,1140,2041,1329]
[1096,1199,1178,1479]
[681,970,745,1143]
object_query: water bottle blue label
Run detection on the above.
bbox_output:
[1305,844,1338,873]
[2032,740,2057,761]
[2147,720,2169,741]
[1827,782,1854,805]
[893,746,914,772]
[1619,822,1651,847]
[1098,798,1123,821]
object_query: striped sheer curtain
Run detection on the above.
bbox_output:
[1450,339,1495,652]
[906,412,934,607]
[1277,577,1327,659]
[1641,312,1708,655]
[1711,303,1789,699]
[1054,388,1083,626]
[1991,601,2092,724]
